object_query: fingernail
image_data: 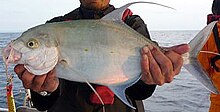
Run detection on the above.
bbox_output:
[142,46,149,54]
[142,54,148,60]
[147,44,154,50]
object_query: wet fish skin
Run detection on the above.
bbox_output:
[3,2,164,109]
[2,1,219,109]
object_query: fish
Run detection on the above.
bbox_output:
[183,21,220,94]
[1,1,219,109]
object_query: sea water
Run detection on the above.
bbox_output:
[0,33,26,108]
[0,31,210,112]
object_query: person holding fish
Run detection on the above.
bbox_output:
[198,0,220,111]
[11,0,189,111]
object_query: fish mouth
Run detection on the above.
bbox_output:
[2,42,22,65]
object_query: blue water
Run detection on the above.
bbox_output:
[144,30,210,112]
[0,31,210,111]
[0,33,26,108]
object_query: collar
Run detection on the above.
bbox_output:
[79,5,115,19]
[207,14,220,24]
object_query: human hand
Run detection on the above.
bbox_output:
[140,44,190,86]
[14,64,59,93]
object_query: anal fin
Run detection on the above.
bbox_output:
[108,74,142,109]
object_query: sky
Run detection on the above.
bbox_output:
[0,0,213,32]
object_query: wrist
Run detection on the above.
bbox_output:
[38,91,52,96]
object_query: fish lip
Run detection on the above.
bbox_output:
[2,44,22,64]
[2,45,11,64]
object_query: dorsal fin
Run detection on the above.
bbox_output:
[101,1,175,22]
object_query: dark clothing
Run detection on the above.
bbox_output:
[31,5,156,112]
[212,0,220,15]
[207,14,220,24]
[207,0,220,25]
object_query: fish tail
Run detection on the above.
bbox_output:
[183,21,219,94]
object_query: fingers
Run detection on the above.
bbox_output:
[14,64,26,79]
[31,74,47,92]
[15,64,36,89]
[42,69,59,92]
[141,44,186,86]
[141,46,166,85]
[31,69,59,92]
[163,44,188,75]
[150,46,174,84]
[21,70,35,89]
[146,46,166,85]
[14,65,59,92]
[140,47,155,85]
[164,44,190,55]
[164,50,183,76]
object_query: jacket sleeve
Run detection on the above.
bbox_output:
[124,15,157,100]
[124,15,150,39]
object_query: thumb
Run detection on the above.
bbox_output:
[164,44,190,55]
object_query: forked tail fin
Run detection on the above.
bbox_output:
[183,21,219,94]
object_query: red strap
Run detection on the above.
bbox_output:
[90,86,114,104]
[122,9,133,22]
[90,9,133,105]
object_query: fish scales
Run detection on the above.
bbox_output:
[2,2,219,109]
[47,20,151,85]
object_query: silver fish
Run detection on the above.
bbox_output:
[183,21,219,94]
[1,1,218,109]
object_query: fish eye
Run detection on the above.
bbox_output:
[27,39,39,49]
[28,41,34,46]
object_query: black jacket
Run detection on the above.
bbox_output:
[212,0,220,15]
[31,5,156,112]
